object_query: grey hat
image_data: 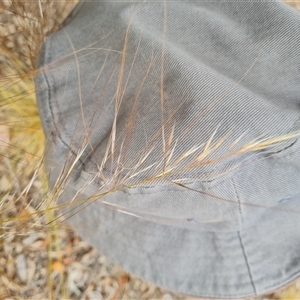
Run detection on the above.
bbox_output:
[35,0,300,298]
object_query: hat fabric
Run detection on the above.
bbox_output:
[35,1,300,298]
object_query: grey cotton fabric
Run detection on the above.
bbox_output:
[35,1,300,298]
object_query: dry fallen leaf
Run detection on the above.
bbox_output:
[51,260,65,273]
[5,257,15,279]
[1,275,21,293]
[26,259,36,283]
[15,254,27,283]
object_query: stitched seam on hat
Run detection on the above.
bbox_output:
[232,177,257,295]
[45,36,85,166]
[59,0,85,29]
[237,232,257,295]
[231,176,243,223]
[37,70,50,136]
[75,173,229,195]
[35,40,52,138]
[263,271,300,292]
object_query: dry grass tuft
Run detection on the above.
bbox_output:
[0,1,188,299]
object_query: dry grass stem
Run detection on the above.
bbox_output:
[0,0,299,299]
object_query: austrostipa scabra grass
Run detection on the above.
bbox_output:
[1,0,300,299]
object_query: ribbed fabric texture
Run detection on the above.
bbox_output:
[35,1,300,297]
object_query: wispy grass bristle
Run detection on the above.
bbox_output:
[0,0,299,299]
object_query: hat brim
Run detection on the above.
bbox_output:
[54,175,300,298]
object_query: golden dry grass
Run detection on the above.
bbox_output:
[0,0,300,299]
